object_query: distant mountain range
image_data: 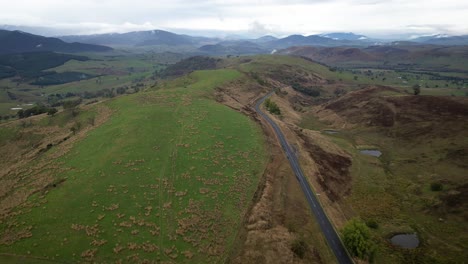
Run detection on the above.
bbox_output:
[58,30,377,54]
[412,34,468,46]
[2,27,468,57]
[0,30,112,54]
[59,30,219,47]
[59,30,468,55]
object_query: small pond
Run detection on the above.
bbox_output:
[323,129,339,134]
[359,149,382,157]
[390,234,420,249]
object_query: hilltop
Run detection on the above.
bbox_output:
[0,30,112,54]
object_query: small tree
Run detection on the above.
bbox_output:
[47,108,58,116]
[264,99,281,115]
[413,84,421,95]
[342,219,375,260]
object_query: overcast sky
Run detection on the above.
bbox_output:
[1,0,467,38]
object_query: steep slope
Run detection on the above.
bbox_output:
[0,30,112,54]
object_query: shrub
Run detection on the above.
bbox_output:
[366,219,379,229]
[17,105,57,118]
[291,239,308,259]
[47,108,58,116]
[430,182,443,191]
[413,84,421,95]
[63,99,82,109]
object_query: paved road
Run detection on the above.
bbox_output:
[255,92,353,264]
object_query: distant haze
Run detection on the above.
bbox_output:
[1,0,467,38]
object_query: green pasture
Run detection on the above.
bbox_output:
[0,69,267,263]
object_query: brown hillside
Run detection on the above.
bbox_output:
[283,46,378,63]
[316,86,468,137]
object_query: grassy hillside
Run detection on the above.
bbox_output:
[0,69,267,262]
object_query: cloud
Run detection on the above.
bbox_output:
[0,0,467,37]
[248,21,273,36]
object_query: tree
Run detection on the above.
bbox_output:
[47,108,58,116]
[413,84,421,95]
[264,99,281,115]
[342,219,375,260]
[17,109,25,119]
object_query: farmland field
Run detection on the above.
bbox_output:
[0,69,267,262]
[0,53,165,118]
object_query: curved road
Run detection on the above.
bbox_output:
[255,92,353,264]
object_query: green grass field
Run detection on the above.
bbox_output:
[0,69,267,263]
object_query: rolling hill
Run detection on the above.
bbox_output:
[265,34,359,49]
[0,30,112,54]
[0,51,89,79]
[60,30,218,47]
[279,44,468,72]
[198,41,267,55]
[413,34,468,46]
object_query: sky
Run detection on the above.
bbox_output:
[1,0,468,38]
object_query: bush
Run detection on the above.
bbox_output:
[366,219,379,229]
[17,105,57,118]
[413,84,421,95]
[62,99,82,109]
[47,108,58,116]
[291,239,308,259]
[430,182,443,191]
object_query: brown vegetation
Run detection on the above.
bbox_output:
[314,86,468,139]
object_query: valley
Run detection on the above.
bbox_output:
[0,27,467,264]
